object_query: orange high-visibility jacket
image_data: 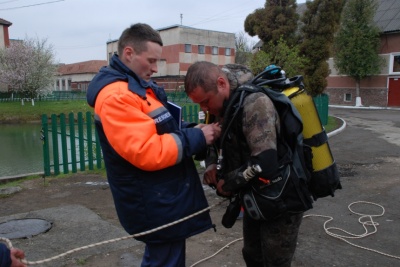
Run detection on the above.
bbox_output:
[87,55,213,243]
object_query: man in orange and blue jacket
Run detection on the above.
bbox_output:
[86,23,221,267]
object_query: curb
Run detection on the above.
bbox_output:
[0,172,44,184]
[327,116,346,138]
[329,105,400,111]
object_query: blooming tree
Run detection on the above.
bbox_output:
[0,37,57,105]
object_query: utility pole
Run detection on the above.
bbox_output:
[180,13,183,25]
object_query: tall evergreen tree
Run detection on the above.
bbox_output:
[299,0,345,96]
[244,0,303,74]
[244,0,299,47]
[333,0,382,105]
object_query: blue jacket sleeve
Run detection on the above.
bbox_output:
[0,243,11,267]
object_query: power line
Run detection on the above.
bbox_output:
[0,0,64,10]
[0,0,23,5]
[186,0,258,29]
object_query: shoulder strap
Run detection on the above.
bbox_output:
[237,83,303,151]
[221,82,265,145]
[220,88,246,146]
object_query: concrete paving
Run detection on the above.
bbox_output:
[0,205,142,267]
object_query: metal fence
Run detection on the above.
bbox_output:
[41,112,101,176]
[41,104,201,176]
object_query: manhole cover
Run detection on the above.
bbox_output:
[0,219,52,239]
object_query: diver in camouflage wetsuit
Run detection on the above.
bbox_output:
[184,61,304,267]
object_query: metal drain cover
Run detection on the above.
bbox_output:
[0,219,52,239]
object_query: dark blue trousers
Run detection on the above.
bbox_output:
[141,239,186,267]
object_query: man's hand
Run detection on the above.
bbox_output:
[203,164,218,187]
[200,123,221,145]
[10,248,27,267]
[216,179,232,197]
[203,164,232,197]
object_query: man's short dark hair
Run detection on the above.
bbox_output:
[184,61,222,94]
[117,23,163,55]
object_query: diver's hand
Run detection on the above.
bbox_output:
[203,164,218,187]
[216,179,232,197]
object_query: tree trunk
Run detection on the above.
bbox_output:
[355,80,362,107]
[355,80,360,97]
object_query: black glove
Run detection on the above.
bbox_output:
[222,165,262,192]
[221,195,241,228]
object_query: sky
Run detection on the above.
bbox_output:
[1,0,307,64]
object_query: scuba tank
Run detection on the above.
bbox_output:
[252,65,341,200]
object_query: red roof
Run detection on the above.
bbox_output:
[57,60,107,75]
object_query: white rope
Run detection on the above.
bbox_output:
[0,200,227,266]
[189,237,243,267]
[4,200,398,266]
[304,201,400,260]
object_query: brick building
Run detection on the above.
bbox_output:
[254,1,400,107]
[326,0,400,107]
[107,25,235,91]
[55,60,107,92]
[0,18,12,92]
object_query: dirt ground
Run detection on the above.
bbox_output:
[1,107,400,267]
[0,173,247,267]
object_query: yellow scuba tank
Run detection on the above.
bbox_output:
[282,84,341,199]
[253,65,341,199]
[282,86,333,172]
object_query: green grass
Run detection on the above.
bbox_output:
[0,167,107,189]
[324,115,341,133]
[0,100,92,122]
[75,258,87,265]
[0,174,44,192]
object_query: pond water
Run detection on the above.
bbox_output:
[0,123,44,178]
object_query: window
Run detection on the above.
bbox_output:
[198,45,205,54]
[391,54,400,73]
[212,46,218,55]
[345,93,352,102]
[185,44,192,53]
[225,48,231,56]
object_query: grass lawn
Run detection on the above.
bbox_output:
[0,100,92,122]
[324,115,341,133]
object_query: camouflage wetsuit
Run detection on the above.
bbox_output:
[219,65,304,267]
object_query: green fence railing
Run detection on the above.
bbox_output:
[41,111,102,176]
[41,104,201,177]
[313,93,329,126]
